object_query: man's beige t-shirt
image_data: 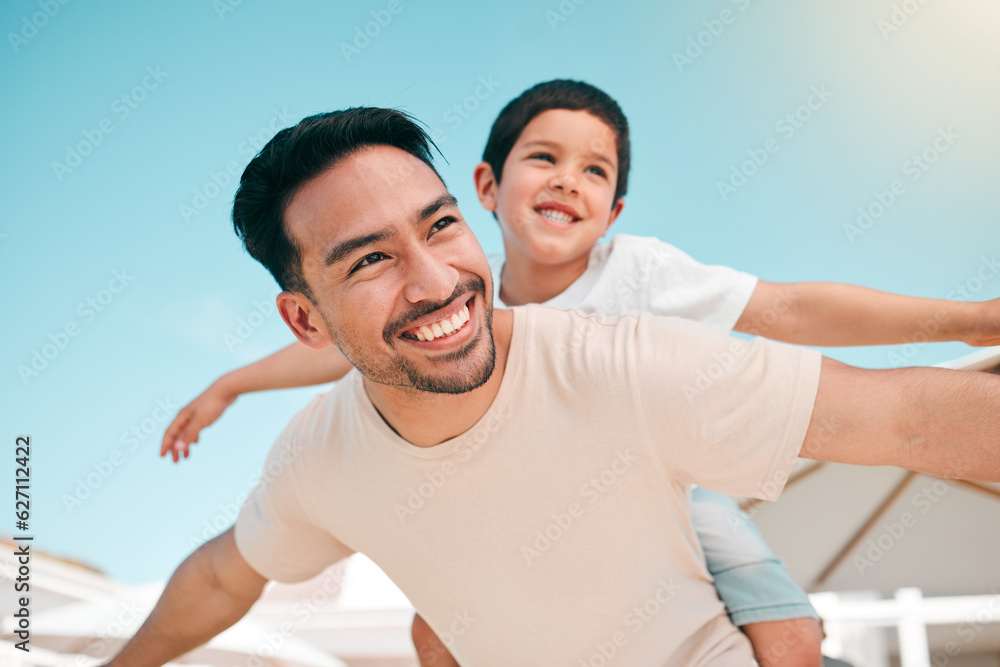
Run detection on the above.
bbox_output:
[235,305,821,666]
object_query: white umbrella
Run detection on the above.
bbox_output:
[740,346,1000,595]
[0,582,346,667]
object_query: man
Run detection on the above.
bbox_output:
[109,108,999,666]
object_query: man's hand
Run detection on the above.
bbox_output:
[107,528,267,666]
[968,297,1000,347]
[160,383,238,462]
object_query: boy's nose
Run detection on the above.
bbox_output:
[402,246,460,304]
[549,170,579,194]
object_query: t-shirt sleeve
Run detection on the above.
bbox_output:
[605,236,757,330]
[235,402,355,582]
[631,313,821,500]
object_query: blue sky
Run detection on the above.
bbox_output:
[2,0,999,583]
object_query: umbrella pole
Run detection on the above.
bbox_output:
[809,471,919,592]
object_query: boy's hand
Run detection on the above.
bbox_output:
[968,297,1000,347]
[160,384,238,462]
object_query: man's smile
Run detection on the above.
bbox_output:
[402,302,471,341]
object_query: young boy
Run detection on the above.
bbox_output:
[163,81,999,666]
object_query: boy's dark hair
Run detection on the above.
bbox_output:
[232,107,443,299]
[482,79,630,203]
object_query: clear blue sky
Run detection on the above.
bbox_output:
[2,0,998,583]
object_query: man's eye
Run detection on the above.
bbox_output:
[430,216,457,233]
[586,165,607,178]
[529,152,555,163]
[351,252,388,273]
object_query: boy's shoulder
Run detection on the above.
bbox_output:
[594,233,690,268]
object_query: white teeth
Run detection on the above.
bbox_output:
[408,304,472,341]
[540,209,574,224]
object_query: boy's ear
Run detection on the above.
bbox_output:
[473,162,499,212]
[277,291,334,349]
[605,197,625,233]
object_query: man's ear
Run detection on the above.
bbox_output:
[605,197,625,234]
[277,291,334,349]
[473,162,499,212]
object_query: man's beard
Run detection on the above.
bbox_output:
[333,276,496,395]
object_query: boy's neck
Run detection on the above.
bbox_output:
[498,249,591,307]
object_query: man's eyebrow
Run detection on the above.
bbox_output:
[323,229,396,268]
[416,194,459,223]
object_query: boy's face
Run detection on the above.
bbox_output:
[477,109,624,268]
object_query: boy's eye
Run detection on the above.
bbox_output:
[528,152,555,163]
[586,165,607,178]
[351,252,388,273]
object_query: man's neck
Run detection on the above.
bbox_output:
[497,247,590,307]
[362,309,515,447]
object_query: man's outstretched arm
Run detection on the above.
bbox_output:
[802,358,1000,481]
[107,527,268,667]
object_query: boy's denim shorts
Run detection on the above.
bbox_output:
[691,486,818,627]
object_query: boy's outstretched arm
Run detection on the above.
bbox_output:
[802,357,1000,480]
[735,281,1000,347]
[161,342,352,461]
[105,528,268,667]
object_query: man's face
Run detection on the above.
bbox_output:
[492,109,622,267]
[284,146,496,394]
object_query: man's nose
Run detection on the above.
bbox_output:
[402,246,460,304]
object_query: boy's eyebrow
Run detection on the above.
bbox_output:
[323,194,458,268]
[520,139,616,168]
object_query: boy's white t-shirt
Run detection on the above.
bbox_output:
[236,306,821,666]
[487,233,758,328]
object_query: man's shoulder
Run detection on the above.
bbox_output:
[268,373,360,460]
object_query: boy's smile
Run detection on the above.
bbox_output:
[482,108,624,271]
